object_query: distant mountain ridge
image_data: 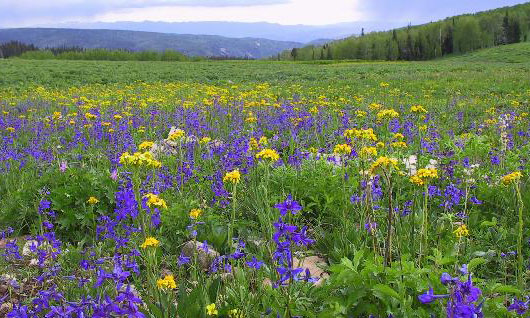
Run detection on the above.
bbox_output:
[37,21,393,43]
[0,28,303,58]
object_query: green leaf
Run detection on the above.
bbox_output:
[372,284,401,301]
[480,217,497,228]
[468,257,487,271]
[491,284,522,295]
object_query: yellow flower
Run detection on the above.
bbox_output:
[410,168,439,185]
[157,275,177,290]
[189,208,203,219]
[5,127,15,133]
[245,116,257,123]
[376,109,400,120]
[200,137,212,144]
[333,144,352,156]
[168,129,185,141]
[453,224,470,238]
[419,125,428,132]
[258,136,268,145]
[223,170,241,184]
[52,112,62,120]
[369,156,399,175]
[140,236,160,249]
[229,309,245,318]
[113,114,123,121]
[119,151,161,168]
[360,146,377,157]
[87,197,99,205]
[355,110,367,118]
[501,171,523,185]
[256,148,280,162]
[410,105,428,113]
[206,303,218,316]
[85,112,97,120]
[248,138,259,151]
[393,133,405,140]
[344,128,377,141]
[138,141,154,151]
[391,141,408,148]
[143,193,168,209]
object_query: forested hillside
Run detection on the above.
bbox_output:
[280,2,530,61]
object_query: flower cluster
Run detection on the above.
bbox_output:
[369,156,399,175]
[223,169,241,184]
[419,265,483,318]
[143,193,167,209]
[333,144,352,156]
[410,168,439,185]
[256,148,280,162]
[119,151,162,168]
[501,171,522,185]
[343,128,378,141]
[156,274,177,289]
[168,128,185,141]
[140,236,160,249]
[376,108,400,120]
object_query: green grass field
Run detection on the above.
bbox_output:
[1,42,529,90]
[0,43,529,317]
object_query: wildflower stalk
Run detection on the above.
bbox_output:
[383,171,394,266]
[516,182,525,289]
[420,183,429,264]
[228,182,237,253]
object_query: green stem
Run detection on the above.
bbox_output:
[516,183,525,289]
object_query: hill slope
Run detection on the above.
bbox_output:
[280,2,530,61]
[448,42,530,63]
[0,28,302,58]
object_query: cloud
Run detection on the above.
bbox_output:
[95,0,362,26]
[355,0,528,23]
[0,0,289,27]
[1,0,527,28]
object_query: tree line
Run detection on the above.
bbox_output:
[0,42,194,61]
[280,3,530,61]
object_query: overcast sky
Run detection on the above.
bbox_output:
[1,0,528,27]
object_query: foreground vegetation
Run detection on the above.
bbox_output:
[0,48,529,317]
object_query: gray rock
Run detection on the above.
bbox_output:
[181,241,220,271]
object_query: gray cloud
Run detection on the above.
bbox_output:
[357,0,528,23]
[0,0,289,27]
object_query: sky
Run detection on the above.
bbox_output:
[1,0,528,28]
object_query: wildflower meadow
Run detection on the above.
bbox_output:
[0,55,529,317]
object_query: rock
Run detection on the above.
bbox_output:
[293,255,329,287]
[181,241,220,271]
[22,240,38,257]
[0,302,13,316]
[151,126,200,158]
[262,255,329,288]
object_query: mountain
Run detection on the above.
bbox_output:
[0,28,302,58]
[38,21,404,43]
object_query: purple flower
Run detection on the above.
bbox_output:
[364,222,377,234]
[508,297,529,315]
[418,288,449,304]
[274,194,302,216]
[246,256,264,270]
[470,196,482,205]
[178,253,191,266]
